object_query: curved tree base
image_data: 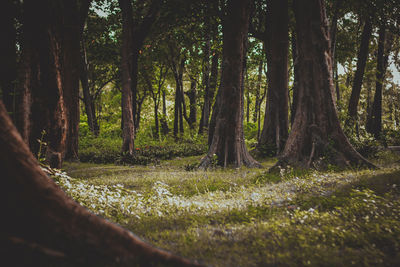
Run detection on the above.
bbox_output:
[199,146,262,169]
[270,128,376,172]
[0,101,202,267]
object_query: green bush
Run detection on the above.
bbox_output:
[78,135,207,164]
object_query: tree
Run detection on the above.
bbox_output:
[275,0,374,169]
[17,0,84,168]
[63,0,91,161]
[366,22,394,138]
[257,0,289,156]
[0,0,18,119]
[80,7,119,137]
[347,15,373,124]
[119,0,160,153]
[119,0,136,155]
[0,100,202,267]
[199,0,260,168]
[143,61,168,139]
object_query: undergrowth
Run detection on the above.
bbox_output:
[56,155,400,266]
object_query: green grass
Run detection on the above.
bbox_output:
[57,152,400,266]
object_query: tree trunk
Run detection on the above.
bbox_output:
[198,27,211,135]
[366,23,393,139]
[275,0,374,170]
[119,0,135,155]
[253,57,263,123]
[0,0,17,119]
[347,18,373,122]
[258,0,289,156]
[19,0,72,168]
[172,56,185,138]
[62,0,82,161]
[187,78,197,130]
[80,42,99,136]
[161,89,169,135]
[199,0,260,168]
[0,100,202,267]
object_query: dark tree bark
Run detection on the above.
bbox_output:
[258,0,289,156]
[63,1,83,161]
[366,24,393,138]
[275,0,374,170]
[200,0,260,168]
[347,18,373,122]
[329,0,343,106]
[0,0,18,119]
[18,0,76,168]
[0,100,203,267]
[119,0,136,154]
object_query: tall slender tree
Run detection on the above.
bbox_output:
[275,0,374,170]
[200,0,260,168]
[366,22,394,138]
[347,16,373,123]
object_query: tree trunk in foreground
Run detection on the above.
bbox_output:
[200,0,260,168]
[275,0,374,170]
[0,101,202,267]
[119,0,135,155]
[347,18,373,122]
[0,0,17,119]
[257,0,289,156]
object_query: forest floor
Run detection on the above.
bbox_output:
[59,151,400,267]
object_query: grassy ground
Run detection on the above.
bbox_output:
[59,151,400,266]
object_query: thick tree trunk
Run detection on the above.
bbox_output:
[258,0,289,156]
[63,1,81,161]
[0,0,17,119]
[347,18,373,122]
[0,100,202,267]
[275,0,374,170]
[19,0,71,168]
[200,0,260,168]
[119,0,135,155]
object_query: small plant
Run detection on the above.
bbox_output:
[37,130,47,163]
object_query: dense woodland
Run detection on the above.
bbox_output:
[1,0,400,266]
